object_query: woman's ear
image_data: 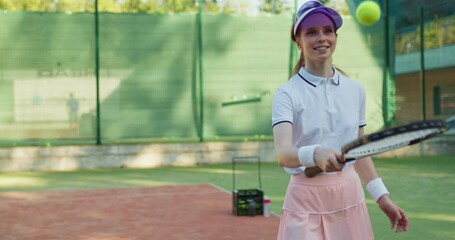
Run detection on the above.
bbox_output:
[295,37,302,51]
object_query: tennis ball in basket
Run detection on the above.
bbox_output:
[356,1,381,26]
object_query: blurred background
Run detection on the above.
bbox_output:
[0,0,453,147]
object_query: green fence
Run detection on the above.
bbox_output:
[0,2,413,147]
[0,11,294,146]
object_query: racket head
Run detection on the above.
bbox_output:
[342,120,448,159]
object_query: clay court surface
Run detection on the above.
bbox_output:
[0,184,280,240]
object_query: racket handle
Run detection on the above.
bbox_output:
[304,166,324,178]
[304,157,356,178]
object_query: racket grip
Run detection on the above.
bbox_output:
[304,166,324,178]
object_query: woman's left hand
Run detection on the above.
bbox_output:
[377,195,409,233]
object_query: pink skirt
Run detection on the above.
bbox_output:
[277,167,374,240]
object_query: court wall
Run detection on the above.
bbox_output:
[1,138,454,172]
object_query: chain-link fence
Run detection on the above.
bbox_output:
[1,0,453,147]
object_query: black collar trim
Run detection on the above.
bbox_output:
[297,73,317,87]
[298,72,340,86]
[333,75,340,85]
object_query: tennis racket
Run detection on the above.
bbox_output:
[304,119,448,178]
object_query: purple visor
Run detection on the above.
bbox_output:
[293,0,343,36]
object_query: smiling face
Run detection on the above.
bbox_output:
[295,13,337,64]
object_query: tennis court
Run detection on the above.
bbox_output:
[0,1,455,240]
[0,183,279,240]
[1,159,455,240]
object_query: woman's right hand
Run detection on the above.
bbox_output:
[313,146,344,172]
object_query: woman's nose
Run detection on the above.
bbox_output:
[317,34,326,42]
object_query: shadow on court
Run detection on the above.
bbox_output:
[0,184,279,240]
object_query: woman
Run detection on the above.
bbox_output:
[271,1,409,239]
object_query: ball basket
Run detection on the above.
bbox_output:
[232,156,264,216]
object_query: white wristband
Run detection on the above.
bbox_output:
[367,177,389,202]
[297,144,321,167]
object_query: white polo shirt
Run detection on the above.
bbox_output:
[272,67,367,174]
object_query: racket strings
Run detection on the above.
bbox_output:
[345,128,441,158]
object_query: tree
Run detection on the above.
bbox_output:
[18,0,54,12]
[0,0,14,10]
[0,0,295,14]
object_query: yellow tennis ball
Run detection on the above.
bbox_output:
[356,1,381,26]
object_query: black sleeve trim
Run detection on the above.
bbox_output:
[273,121,293,128]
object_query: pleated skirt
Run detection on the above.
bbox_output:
[277,167,374,240]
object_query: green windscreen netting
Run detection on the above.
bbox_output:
[202,14,290,138]
[0,11,292,145]
[0,2,396,146]
[0,12,97,144]
[99,13,198,141]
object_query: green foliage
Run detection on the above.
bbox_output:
[0,0,200,13]
[0,0,351,14]
[97,0,122,12]
[203,1,219,13]
[165,0,195,12]
[395,15,455,55]
[0,0,295,14]
[0,0,14,10]
[261,0,294,14]
[4,0,54,12]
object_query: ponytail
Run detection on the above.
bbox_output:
[291,24,305,75]
[292,51,304,75]
[334,66,349,77]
